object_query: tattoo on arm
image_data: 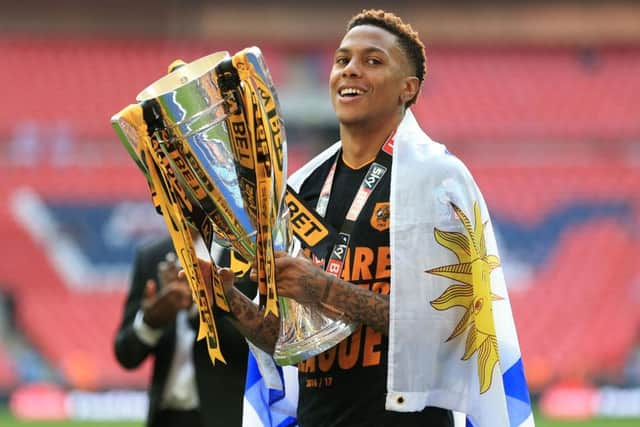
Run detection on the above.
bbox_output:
[225,287,279,354]
[297,269,326,303]
[322,275,390,335]
[321,275,332,303]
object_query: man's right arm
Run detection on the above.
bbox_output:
[222,274,280,354]
[197,264,280,355]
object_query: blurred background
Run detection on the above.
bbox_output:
[0,0,639,425]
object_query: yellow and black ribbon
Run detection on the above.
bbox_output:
[112,104,227,365]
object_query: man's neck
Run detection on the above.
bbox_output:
[339,112,404,168]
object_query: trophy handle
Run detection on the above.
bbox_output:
[111,105,151,181]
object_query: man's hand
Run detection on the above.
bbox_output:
[274,251,333,305]
[188,256,279,353]
[142,254,192,329]
[188,257,235,296]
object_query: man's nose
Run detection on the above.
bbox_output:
[342,59,361,77]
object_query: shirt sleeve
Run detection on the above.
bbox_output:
[133,309,163,346]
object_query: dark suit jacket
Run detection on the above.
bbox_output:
[114,237,256,427]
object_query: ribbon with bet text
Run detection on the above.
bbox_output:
[111,104,228,364]
[215,49,285,318]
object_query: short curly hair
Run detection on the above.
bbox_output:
[347,9,426,107]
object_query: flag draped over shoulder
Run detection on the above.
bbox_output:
[386,111,534,426]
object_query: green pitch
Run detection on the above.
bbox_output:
[536,418,640,427]
[0,407,142,427]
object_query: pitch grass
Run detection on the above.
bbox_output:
[0,407,142,426]
[1,407,639,426]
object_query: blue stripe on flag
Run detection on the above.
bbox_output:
[276,417,298,427]
[245,353,298,427]
[503,358,532,426]
[245,355,271,427]
[246,352,262,388]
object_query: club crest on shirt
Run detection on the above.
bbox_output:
[370,202,390,231]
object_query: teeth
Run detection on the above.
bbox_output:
[340,88,363,96]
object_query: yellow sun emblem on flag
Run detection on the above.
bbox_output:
[426,201,502,394]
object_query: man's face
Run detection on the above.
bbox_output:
[330,24,414,127]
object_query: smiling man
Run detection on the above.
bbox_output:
[274,11,453,426]
[211,9,454,426]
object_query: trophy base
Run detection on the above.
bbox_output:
[273,298,359,366]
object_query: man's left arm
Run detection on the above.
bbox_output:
[275,254,389,335]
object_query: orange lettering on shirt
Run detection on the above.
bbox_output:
[352,247,374,281]
[362,327,382,367]
[341,247,351,281]
[375,246,391,279]
[318,347,337,372]
[298,356,316,373]
[371,281,390,295]
[337,328,362,370]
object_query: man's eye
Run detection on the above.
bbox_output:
[335,57,348,65]
[367,58,382,65]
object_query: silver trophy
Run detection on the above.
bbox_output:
[112,48,357,365]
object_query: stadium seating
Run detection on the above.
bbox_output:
[477,163,640,389]
[0,164,152,389]
[416,47,640,143]
[0,36,638,144]
[0,36,283,141]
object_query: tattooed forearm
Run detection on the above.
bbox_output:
[297,269,327,303]
[224,287,279,354]
[321,275,389,335]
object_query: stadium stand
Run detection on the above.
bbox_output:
[0,36,283,141]
[0,164,151,389]
[476,164,640,389]
[1,36,639,144]
[419,47,640,143]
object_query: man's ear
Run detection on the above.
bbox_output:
[400,76,420,105]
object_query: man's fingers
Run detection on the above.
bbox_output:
[296,250,311,261]
[145,280,157,299]
[165,252,178,264]
[196,257,213,282]
[219,267,234,283]
[158,283,193,309]
[158,254,181,288]
[218,267,236,293]
[172,286,192,308]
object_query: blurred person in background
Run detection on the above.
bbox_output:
[203,9,461,426]
[114,232,256,427]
